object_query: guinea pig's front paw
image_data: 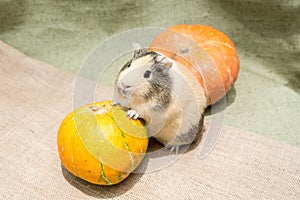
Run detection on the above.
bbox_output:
[126,109,139,120]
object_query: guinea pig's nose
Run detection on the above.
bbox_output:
[120,82,131,89]
[119,82,132,95]
[123,83,131,89]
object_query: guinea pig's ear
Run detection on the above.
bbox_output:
[164,62,173,69]
[133,48,149,60]
[155,54,173,69]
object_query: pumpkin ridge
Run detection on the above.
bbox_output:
[109,115,135,170]
[119,128,135,171]
[207,50,231,89]
[100,162,113,185]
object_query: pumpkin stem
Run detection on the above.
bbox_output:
[89,105,100,111]
[89,104,108,115]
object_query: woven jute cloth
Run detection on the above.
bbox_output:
[0,40,299,199]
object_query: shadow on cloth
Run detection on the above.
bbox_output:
[0,1,26,34]
[61,164,145,198]
[204,86,237,116]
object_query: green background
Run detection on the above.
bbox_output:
[0,0,299,146]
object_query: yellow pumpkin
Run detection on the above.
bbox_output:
[57,100,148,185]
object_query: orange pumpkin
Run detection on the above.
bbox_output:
[150,24,239,105]
[57,101,148,185]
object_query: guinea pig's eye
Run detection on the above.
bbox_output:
[144,70,151,78]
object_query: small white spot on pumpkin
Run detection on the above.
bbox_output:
[61,146,64,152]
[180,47,189,54]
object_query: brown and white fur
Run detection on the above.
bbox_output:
[113,48,207,153]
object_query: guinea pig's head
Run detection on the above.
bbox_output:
[113,48,173,107]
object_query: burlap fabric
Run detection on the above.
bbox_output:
[0,41,299,199]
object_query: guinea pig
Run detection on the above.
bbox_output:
[113,48,207,153]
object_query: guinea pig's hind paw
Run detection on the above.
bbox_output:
[126,109,139,120]
[166,145,180,154]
